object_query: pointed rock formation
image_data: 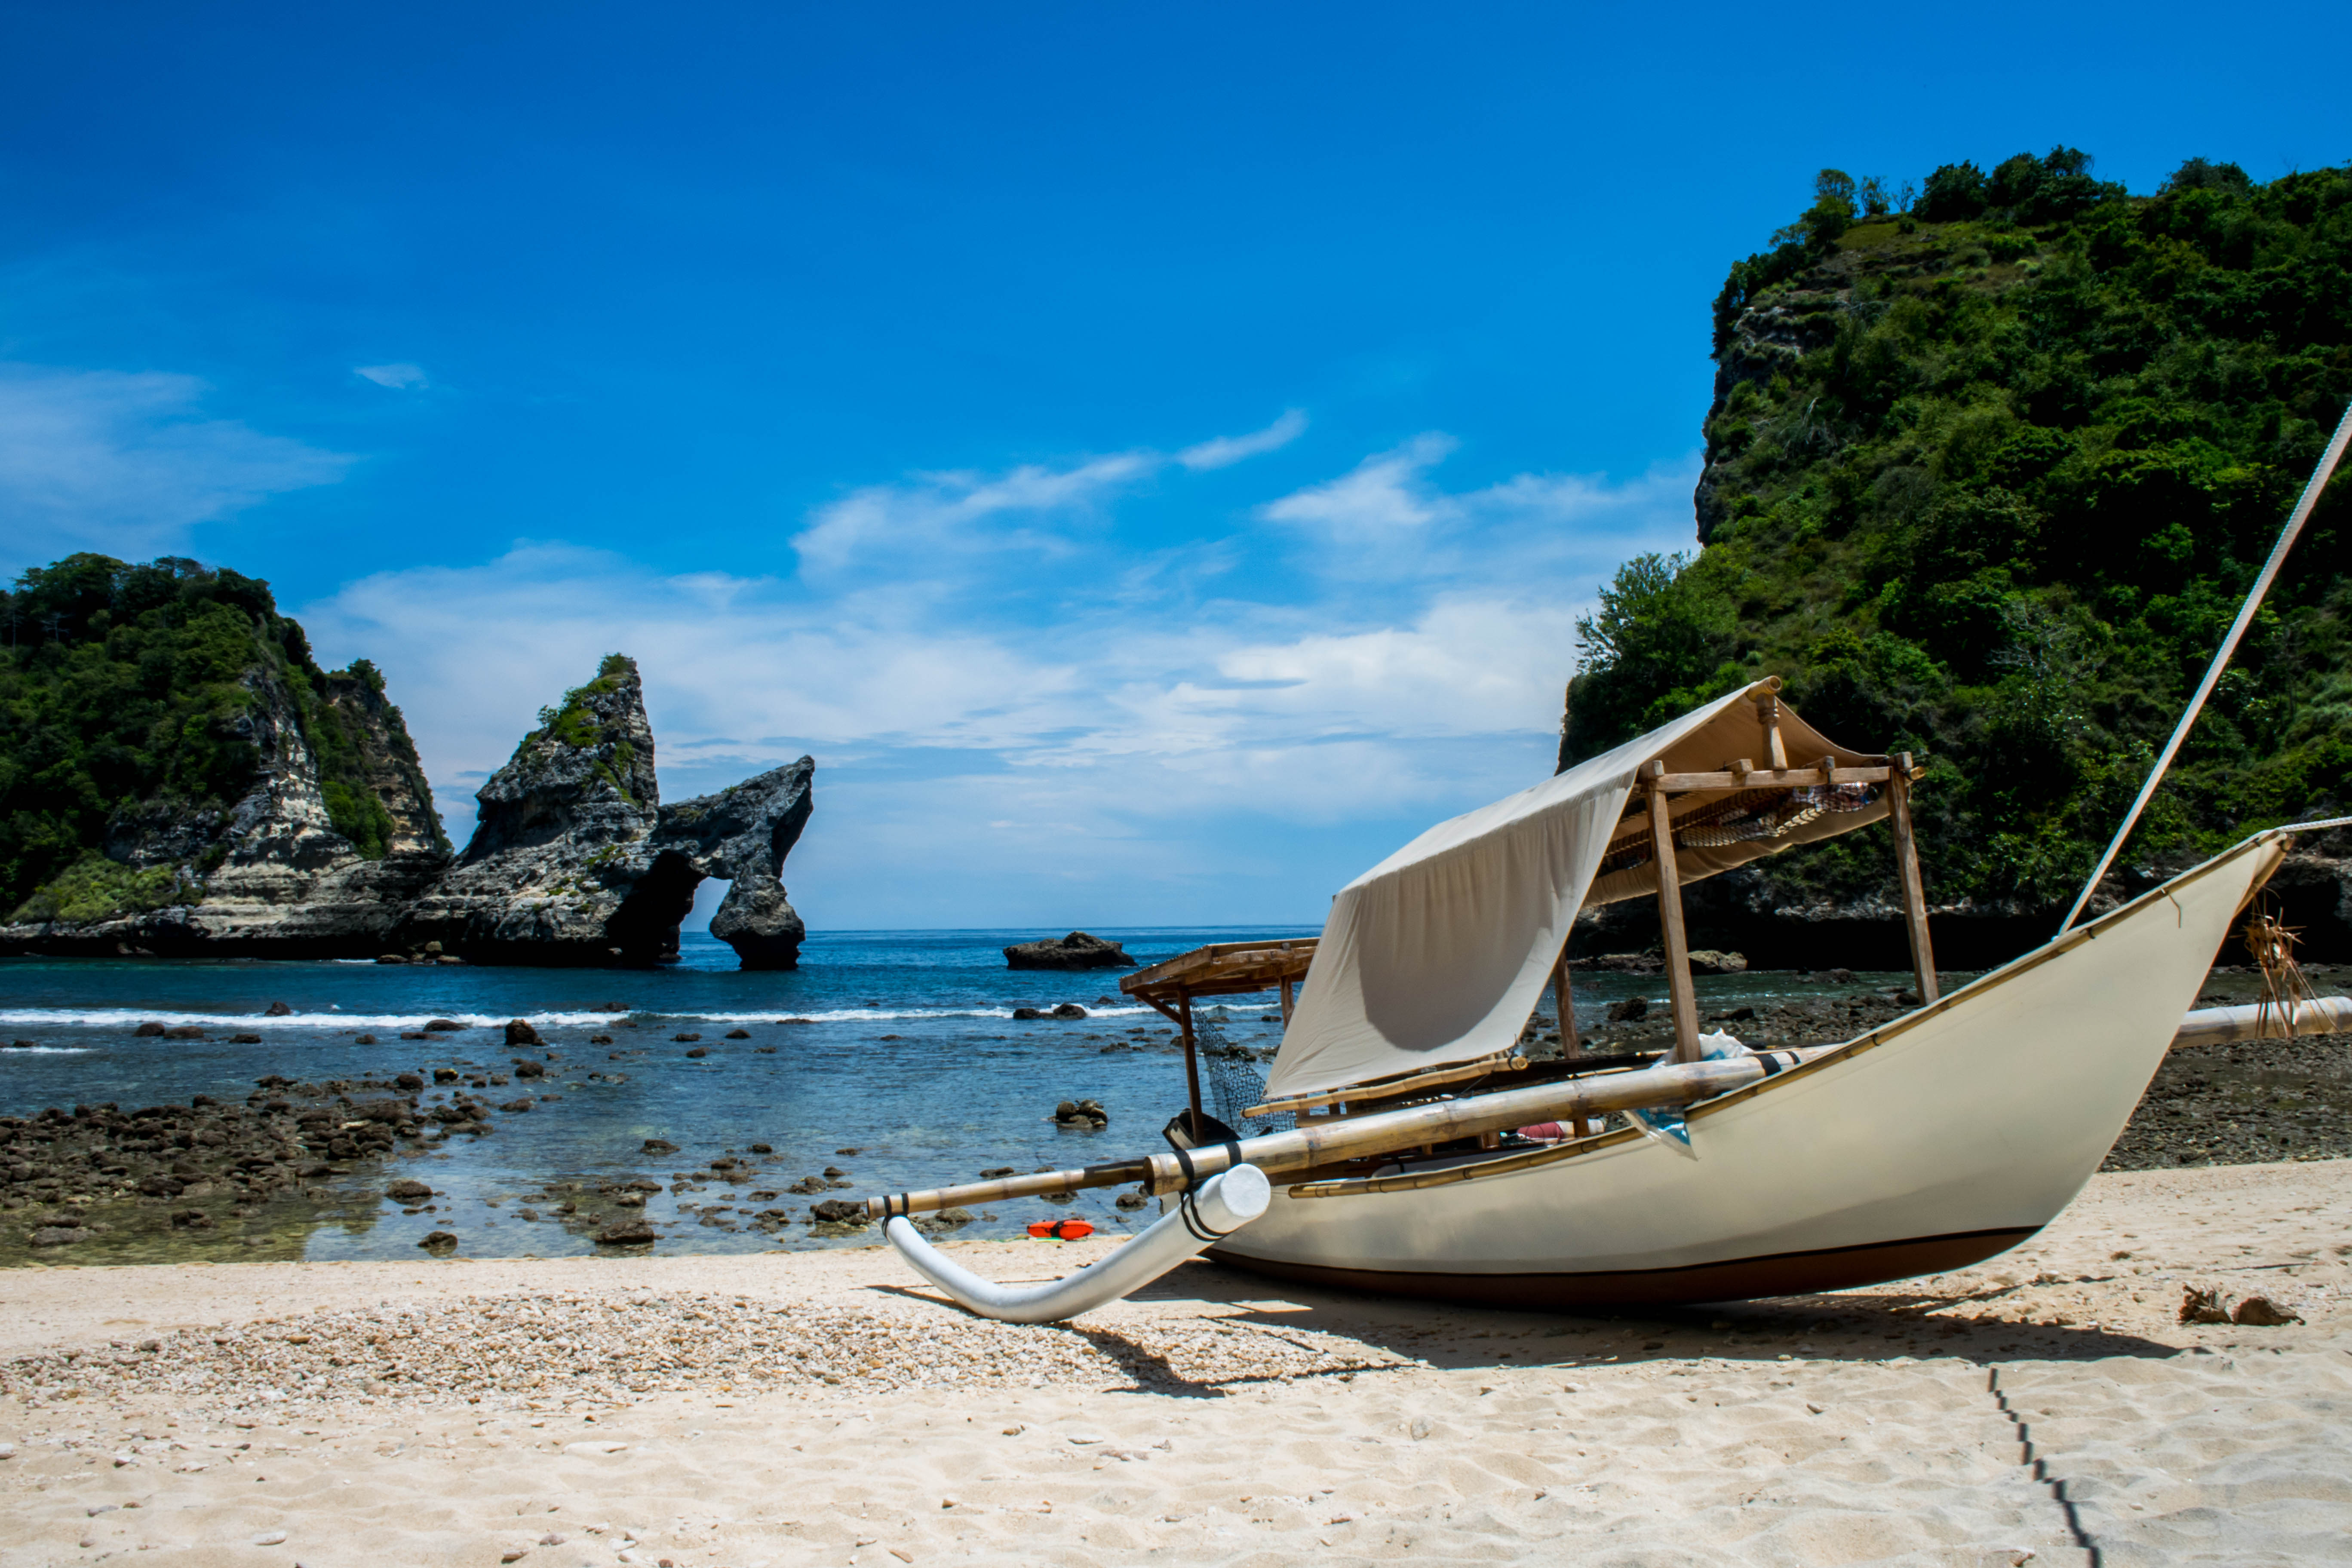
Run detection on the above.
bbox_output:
[396,655,814,967]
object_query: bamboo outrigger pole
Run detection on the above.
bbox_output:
[2058,399,2352,935]
[867,1049,1810,1220]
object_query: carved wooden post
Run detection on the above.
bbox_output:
[1757,692,1788,770]
[1644,761,1704,1065]
[1889,753,1939,1005]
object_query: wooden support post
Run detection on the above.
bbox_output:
[1888,754,1939,1005]
[1645,764,1704,1065]
[1758,694,1788,771]
[1550,943,1592,1137]
[1178,991,1207,1139]
[1278,977,1295,1025]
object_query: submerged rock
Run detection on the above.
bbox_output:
[1004,932,1137,971]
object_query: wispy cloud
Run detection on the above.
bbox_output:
[1259,432,1457,534]
[0,363,353,568]
[794,409,1312,576]
[792,451,1155,575]
[353,362,429,390]
[1177,408,1307,471]
[298,434,1699,924]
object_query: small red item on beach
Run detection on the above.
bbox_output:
[1027,1218,1095,1240]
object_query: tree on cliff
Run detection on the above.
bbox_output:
[1565,153,2352,920]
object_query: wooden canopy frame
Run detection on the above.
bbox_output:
[1122,682,1940,1126]
[1121,938,1317,1136]
[1615,683,1937,1066]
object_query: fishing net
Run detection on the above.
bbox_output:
[1192,1011,1294,1134]
[1598,782,1881,872]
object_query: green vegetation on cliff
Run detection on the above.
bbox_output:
[1564,153,2352,912]
[531,652,641,801]
[0,554,445,920]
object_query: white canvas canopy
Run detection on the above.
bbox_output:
[1261,681,1886,1102]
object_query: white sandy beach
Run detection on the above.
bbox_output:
[1,1157,2346,1568]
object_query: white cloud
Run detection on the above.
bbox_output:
[354,363,429,390]
[1177,408,1307,470]
[794,410,1314,576]
[792,451,1153,574]
[1259,432,1458,534]
[298,436,1701,926]
[0,363,353,566]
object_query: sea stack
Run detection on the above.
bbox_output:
[396,655,814,968]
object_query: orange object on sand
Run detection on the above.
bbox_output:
[1027,1218,1095,1240]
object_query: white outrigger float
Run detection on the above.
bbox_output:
[873,402,2352,1321]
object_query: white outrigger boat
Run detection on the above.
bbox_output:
[870,403,2352,1321]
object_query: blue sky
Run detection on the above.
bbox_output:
[3,2,2343,928]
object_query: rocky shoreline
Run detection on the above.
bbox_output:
[9,962,2349,1264]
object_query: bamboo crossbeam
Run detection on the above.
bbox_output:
[1289,1132,1603,1199]
[1242,1050,1529,1118]
[864,1052,1806,1219]
[1650,764,1894,793]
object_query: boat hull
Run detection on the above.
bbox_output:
[1204,835,2284,1307]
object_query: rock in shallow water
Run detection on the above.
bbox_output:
[1003,931,1137,970]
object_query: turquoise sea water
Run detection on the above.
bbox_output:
[0,929,1912,1264]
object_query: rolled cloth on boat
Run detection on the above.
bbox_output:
[1263,686,1879,1102]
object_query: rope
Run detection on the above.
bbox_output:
[2059,398,2352,934]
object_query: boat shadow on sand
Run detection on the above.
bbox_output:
[869,1255,2208,1397]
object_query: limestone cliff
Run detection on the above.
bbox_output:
[0,556,814,968]
[3,653,451,957]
